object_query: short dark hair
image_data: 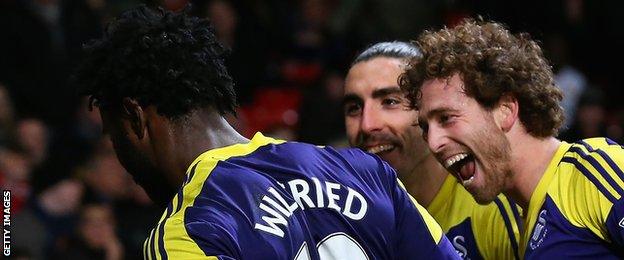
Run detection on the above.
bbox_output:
[352,41,421,65]
[400,19,564,137]
[74,5,237,119]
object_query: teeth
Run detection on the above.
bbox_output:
[367,145,394,154]
[444,153,468,168]
[462,175,475,186]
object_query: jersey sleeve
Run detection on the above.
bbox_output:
[605,199,624,249]
[185,220,241,259]
[391,173,460,259]
[145,218,240,259]
[598,140,624,247]
[573,139,624,248]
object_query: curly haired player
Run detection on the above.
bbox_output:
[343,41,521,259]
[400,19,624,258]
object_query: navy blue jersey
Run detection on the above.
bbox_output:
[144,133,458,259]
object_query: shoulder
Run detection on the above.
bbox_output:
[556,138,624,204]
[274,142,390,167]
[543,138,624,239]
[273,143,399,183]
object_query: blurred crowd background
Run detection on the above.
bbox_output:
[0,0,623,259]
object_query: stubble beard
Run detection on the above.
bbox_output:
[470,122,513,205]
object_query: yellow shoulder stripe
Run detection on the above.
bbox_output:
[397,178,444,244]
[150,132,284,259]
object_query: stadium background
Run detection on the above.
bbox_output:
[0,0,622,259]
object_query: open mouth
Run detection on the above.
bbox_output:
[444,153,476,186]
[366,144,396,155]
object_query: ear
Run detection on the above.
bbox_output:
[121,98,146,139]
[493,94,518,133]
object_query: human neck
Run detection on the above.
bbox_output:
[162,110,249,188]
[400,154,448,208]
[504,133,561,210]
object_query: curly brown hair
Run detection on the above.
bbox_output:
[399,19,564,138]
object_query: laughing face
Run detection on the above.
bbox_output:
[343,57,429,177]
[417,74,512,204]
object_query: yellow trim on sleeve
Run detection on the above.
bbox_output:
[151,132,284,259]
[397,178,444,244]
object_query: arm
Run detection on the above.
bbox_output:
[605,200,624,250]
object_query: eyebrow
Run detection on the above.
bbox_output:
[342,86,403,106]
[342,94,362,106]
[371,86,402,99]
[421,107,459,119]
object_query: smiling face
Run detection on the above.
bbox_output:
[343,57,429,177]
[417,74,512,204]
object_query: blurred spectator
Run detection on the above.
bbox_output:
[113,184,160,259]
[82,150,133,201]
[0,83,16,145]
[8,248,36,260]
[200,0,275,105]
[0,146,33,214]
[79,138,160,258]
[547,34,588,129]
[14,178,84,259]
[291,0,334,61]
[239,88,302,138]
[298,71,346,145]
[330,0,439,50]
[0,0,107,125]
[29,101,101,195]
[207,0,238,48]
[607,109,624,144]
[559,87,608,142]
[16,118,50,166]
[13,202,48,260]
[53,204,123,260]
[37,178,84,218]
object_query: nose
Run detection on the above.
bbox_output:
[426,124,447,153]
[360,104,384,133]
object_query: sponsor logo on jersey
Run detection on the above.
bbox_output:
[530,210,548,250]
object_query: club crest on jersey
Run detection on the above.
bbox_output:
[452,236,470,260]
[530,210,548,250]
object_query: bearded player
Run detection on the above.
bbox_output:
[343,41,521,259]
[401,19,624,258]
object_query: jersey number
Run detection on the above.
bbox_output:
[294,232,369,260]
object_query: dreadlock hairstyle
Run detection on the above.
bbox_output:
[74,5,237,119]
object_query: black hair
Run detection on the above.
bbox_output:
[73,5,237,119]
[352,41,421,65]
